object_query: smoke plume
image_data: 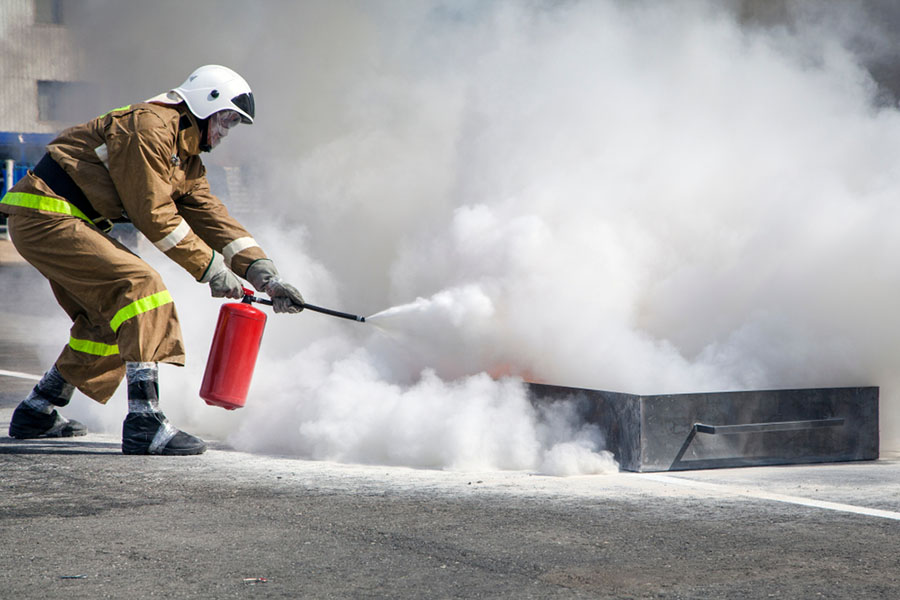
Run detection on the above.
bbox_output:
[62,1,900,471]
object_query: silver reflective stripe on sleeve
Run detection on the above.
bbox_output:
[222,236,260,269]
[94,144,109,168]
[153,219,191,253]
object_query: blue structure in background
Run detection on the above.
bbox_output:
[6,163,30,186]
[0,131,55,165]
[2,131,56,182]
[1,131,55,237]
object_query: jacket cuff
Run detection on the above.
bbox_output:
[199,251,226,283]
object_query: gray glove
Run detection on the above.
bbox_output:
[203,251,244,299]
[246,259,305,314]
[209,269,244,299]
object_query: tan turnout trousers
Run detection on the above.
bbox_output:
[8,207,185,403]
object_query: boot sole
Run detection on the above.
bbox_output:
[122,444,207,456]
[9,427,88,439]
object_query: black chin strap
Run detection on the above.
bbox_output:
[197,116,212,152]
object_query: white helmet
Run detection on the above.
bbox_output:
[170,65,255,124]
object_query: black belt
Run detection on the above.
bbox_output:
[33,153,116,232]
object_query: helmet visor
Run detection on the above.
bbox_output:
[231,92,255,123]
[219,110,242,130]
[207,109,243,150]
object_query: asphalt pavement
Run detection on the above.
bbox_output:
[2,240,899,600]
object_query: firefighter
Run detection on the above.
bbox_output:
[0,65,303,455]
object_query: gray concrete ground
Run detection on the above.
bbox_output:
[2,239,899,600]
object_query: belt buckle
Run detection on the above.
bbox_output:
[94,217,113,233]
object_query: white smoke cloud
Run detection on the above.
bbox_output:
[62,1,900,471]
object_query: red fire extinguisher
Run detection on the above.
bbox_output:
[200,288,267,410]
[200,286,366,410]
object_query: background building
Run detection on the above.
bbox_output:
[0,0,257,240]
[0,0,85,237]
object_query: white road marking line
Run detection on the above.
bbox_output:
[0,369,41,381]
[642,473,900,521]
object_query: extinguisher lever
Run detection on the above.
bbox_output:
[241,287,273,306]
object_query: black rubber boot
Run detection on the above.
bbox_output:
[122,412,206,456]
[9,404,87,439]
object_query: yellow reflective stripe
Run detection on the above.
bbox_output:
[69,336,120,357]
[110,290,173,332]
[99,104,132,118]
[0,192,92,223]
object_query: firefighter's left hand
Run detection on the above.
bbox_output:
[246,259,304,313]
[265,278,305,314]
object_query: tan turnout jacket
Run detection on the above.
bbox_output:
[16,101,267,279]
[0,101,267,402]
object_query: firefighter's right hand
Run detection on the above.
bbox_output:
[208,268,244,299]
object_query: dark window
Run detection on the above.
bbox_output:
[37,80,63,121]
[34,0,63,24]
[37,80,91,122]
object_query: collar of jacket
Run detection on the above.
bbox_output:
[176,106,202,157]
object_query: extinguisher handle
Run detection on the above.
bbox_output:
[241,287,273,306]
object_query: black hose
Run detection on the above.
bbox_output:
[241,290,365,322]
